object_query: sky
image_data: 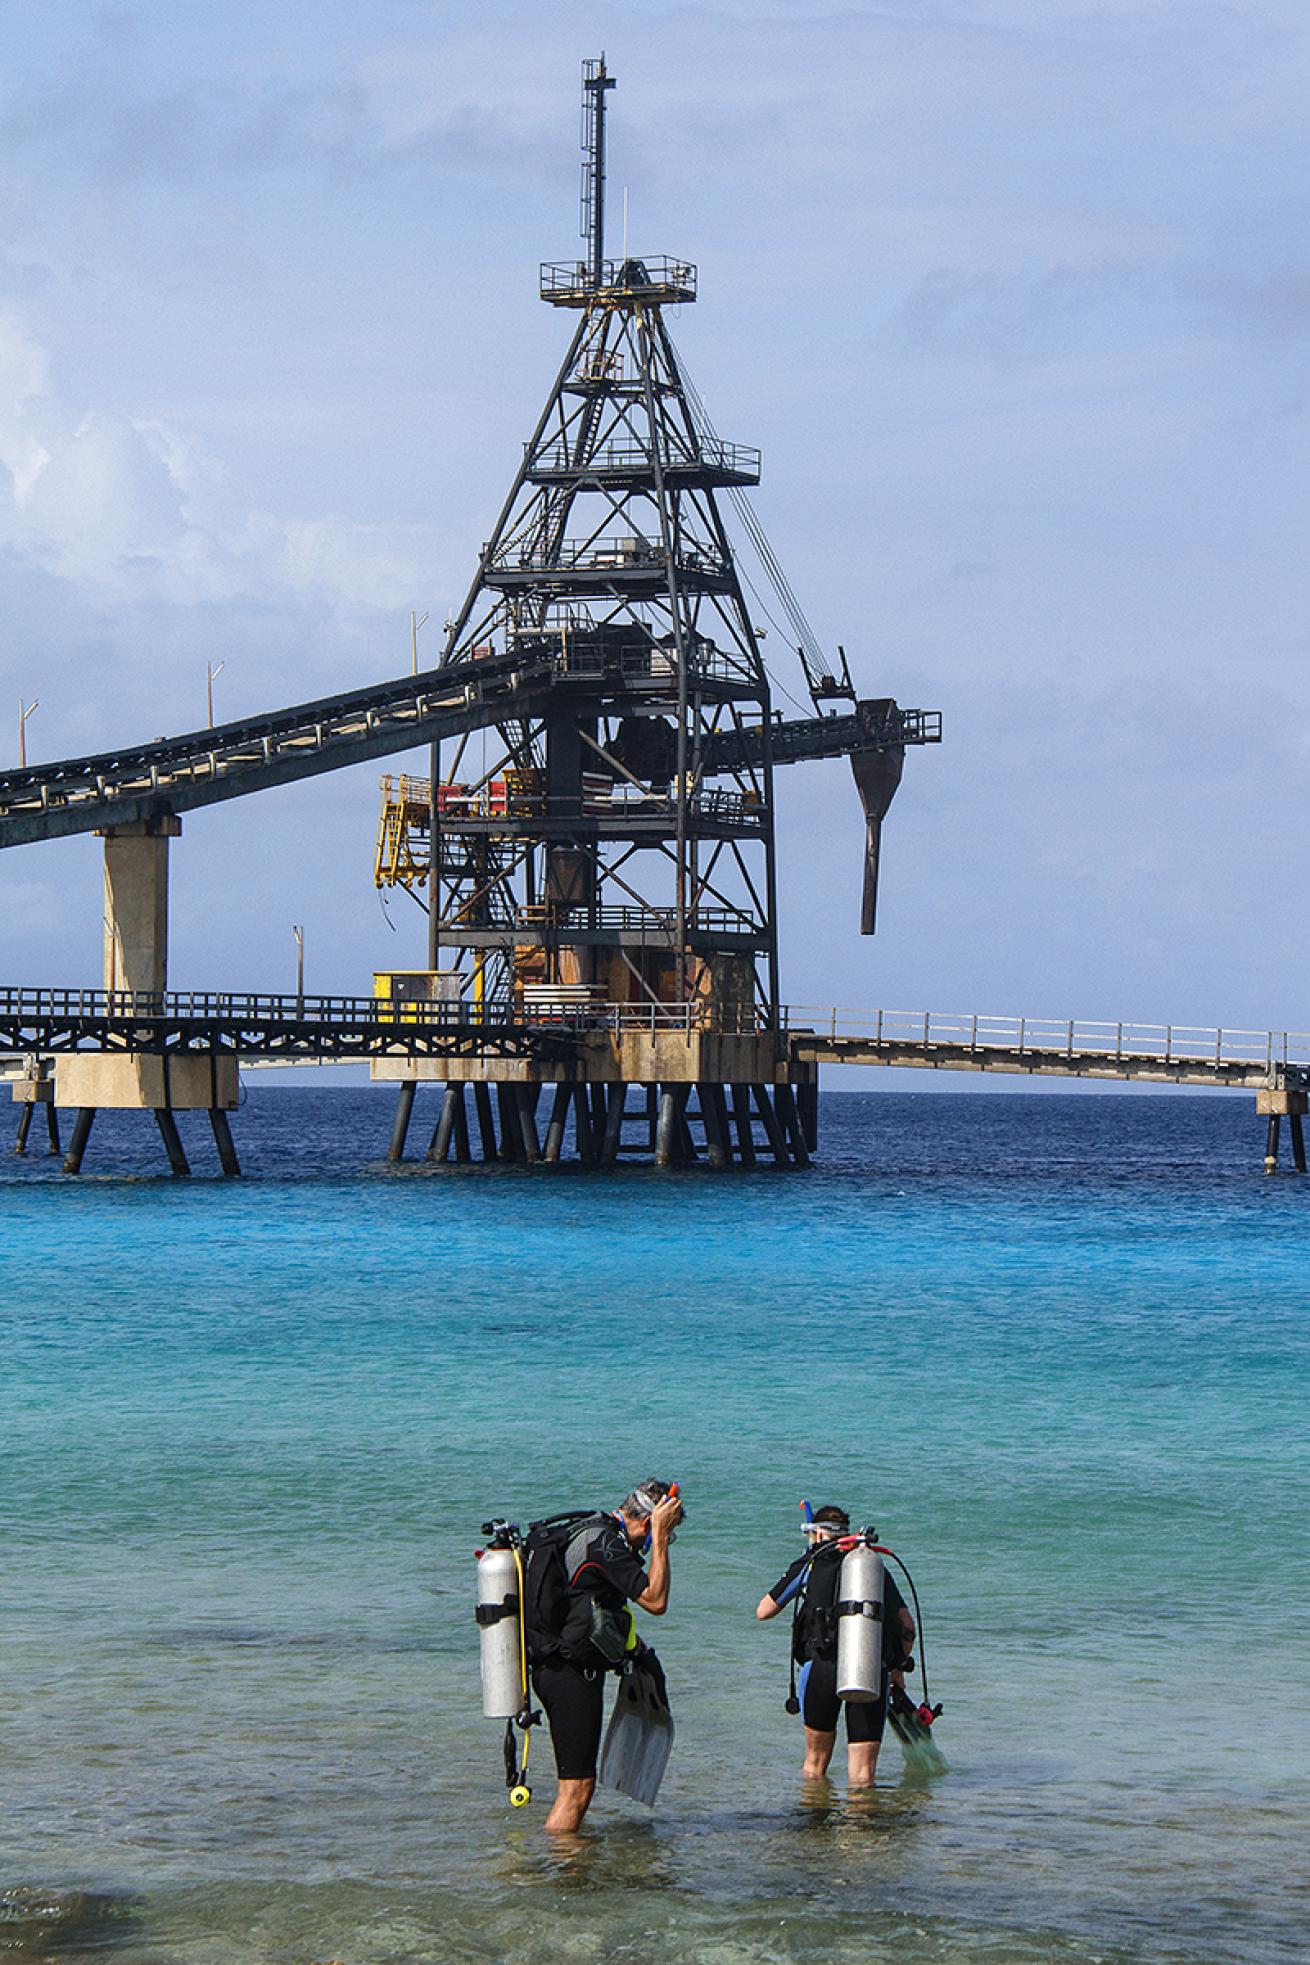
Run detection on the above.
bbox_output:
[1,0,1308,1040]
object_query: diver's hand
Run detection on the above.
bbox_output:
[649,1494,682,1542]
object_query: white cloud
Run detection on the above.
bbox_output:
[0,313,438,607]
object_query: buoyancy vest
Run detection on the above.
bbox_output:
[522,1510,623,1665]
[793,1542,843,1664]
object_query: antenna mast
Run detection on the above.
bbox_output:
[580,55,616,287]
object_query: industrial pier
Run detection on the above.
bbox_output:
[2,62,1303,1177]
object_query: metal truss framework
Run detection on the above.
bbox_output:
[425,241,786,1024]
[0,988,574,1062]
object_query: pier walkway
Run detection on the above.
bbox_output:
[783,1008,1310,1091]
[4,989,1307,1090]
[7,992,1308,1176]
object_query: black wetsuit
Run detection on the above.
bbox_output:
[531,1514,650,1781]
[767,1545,909,1742]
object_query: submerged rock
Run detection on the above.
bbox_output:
[0,1886,135,1957]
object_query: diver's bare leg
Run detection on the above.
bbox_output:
[848,1740,880,1788]
[544,1776,595,1833]
[802,1727,836,1779]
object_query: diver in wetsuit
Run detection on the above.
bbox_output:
[756,1504,915,1787]
[531,1479,683,1832]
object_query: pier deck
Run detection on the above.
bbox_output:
[784,1009,1310,1092]
[4,990,1307,1089]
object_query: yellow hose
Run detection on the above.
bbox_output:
[509,1546,532,1801]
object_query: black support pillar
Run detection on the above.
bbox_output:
[388,1080,417,1163]
[543,1083,571,1163]
[1264,1114,1281,1175]
[775,1083,811,1169]
[209,1108,241,1176]
[63,1107,96,1175]
[473,1082,499,1161]
[155,1109,191,1177]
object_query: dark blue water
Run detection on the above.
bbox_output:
[3,1089,1307,1964]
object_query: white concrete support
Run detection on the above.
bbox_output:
[101,815,181,997]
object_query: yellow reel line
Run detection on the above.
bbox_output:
[508,1545,532,1807]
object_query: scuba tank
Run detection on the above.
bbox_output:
[834,1537,885,1702]
[475,1527,524,1719]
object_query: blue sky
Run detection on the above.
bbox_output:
[2,1,1307,1034]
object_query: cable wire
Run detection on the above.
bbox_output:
[665,330,828,688]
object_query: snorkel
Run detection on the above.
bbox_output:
[636,1479,683,1553]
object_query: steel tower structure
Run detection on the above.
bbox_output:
[424,58,781,1032]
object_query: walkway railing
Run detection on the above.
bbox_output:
[0,986,768,1043]
[782,1007,1310,1072]
[6,990,1306,1081]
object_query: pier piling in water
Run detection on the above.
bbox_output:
[63,1107,96,1175]
[154,1109,191,1177]
[1257,1086,1307,1175]
[387,1079,416,1162]
[209,1108,241,1177]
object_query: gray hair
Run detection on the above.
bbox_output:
[621,1478,672,1519]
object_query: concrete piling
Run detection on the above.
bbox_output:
[496,1084,525,1161]
[543,1083,570,1163]
[473,1082,499,1161]
[752,1083,790,1166]
[1264,1115,1280,1174]
[730,1083,756,1166]
[429,1086,458,1163]
[451,1084,471,1163]
[1257,1087,1307,1176]
[154,1109,191,1177]
[776,1083,810,1168]
[387,1080,417,1162]
[63,1107,96,1175]
[600,1083,626,1163]
[209,1108,241,1177]
[516,1084,541,1163]
[699,1082,729,1169]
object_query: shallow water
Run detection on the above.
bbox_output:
[3,1089,1307,1963]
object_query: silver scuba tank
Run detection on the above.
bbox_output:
[476,1542,523,1719]
[835,1542,885,1702]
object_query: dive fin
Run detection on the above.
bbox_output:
[599,1660,674,1808]
[888,1685,948,1776]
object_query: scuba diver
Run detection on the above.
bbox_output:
[477,1478,683,1832]
[756,1503,917,1788]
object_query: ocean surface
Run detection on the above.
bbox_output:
[3,1087,1307,1965]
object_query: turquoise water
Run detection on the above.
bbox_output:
[3,1090,1308,1965]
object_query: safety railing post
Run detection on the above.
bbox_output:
[1165,1025,1171,1064]
[1067,1019,1074,1057]
[1018,1017,1025,1056]
[971,1014,977,1051]
[923,1010,930,1046]
[1215,1028,1222,1067]
[1116,1022,1123,1060]
[875,1009,883,1046]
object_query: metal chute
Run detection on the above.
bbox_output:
[850,745,905,936]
